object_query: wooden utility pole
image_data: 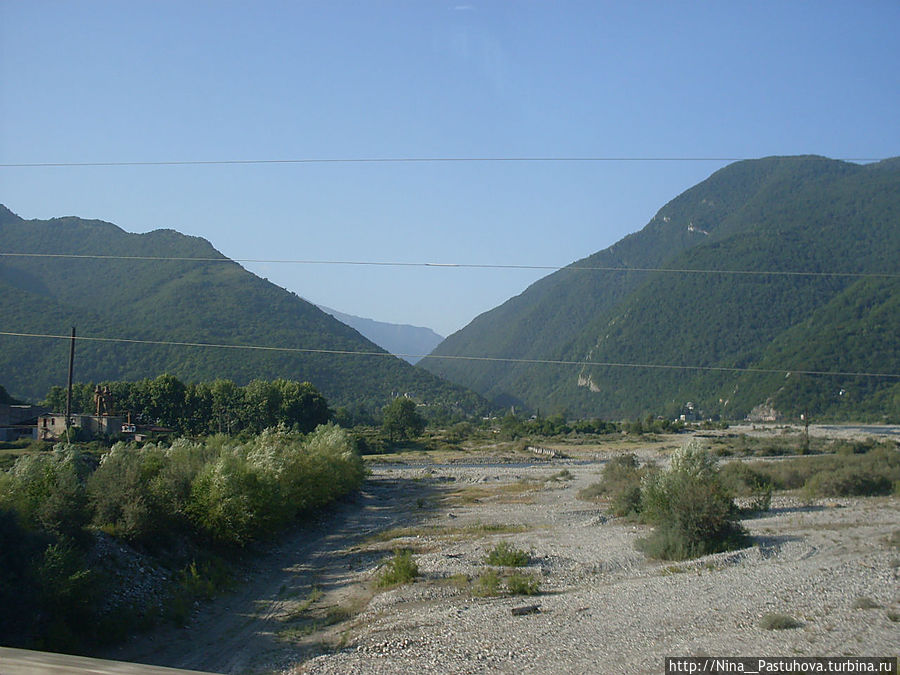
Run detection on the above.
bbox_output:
[65,326,75,442]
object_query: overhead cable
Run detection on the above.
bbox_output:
[0,156,890,168]
[0,252,897,279]
[1,331,897,380]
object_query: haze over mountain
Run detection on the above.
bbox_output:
[316,305,443,364]
[0,205,485,416]
[419,156,900,422]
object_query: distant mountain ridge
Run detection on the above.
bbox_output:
[419,156,900,422]
[316,305,443,364]
[0,205,485,416]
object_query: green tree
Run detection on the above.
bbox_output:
[382,397,425,443]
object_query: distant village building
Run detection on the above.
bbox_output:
[37,385,125,441]
[37,413,126,441]
[0,404,47,441]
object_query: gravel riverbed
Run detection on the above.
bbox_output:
[294,461,899,675]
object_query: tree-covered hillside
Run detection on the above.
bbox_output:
[0,206,486,416]
[420,157,900,422]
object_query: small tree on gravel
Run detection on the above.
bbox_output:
[637,442,748,560]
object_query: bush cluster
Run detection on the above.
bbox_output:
[0,424,365,649]
[724,444,899,498]
[637,444,748,560]
[577,453,646,517]
[581,445,749,561]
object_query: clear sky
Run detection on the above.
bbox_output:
[2,1,898,337]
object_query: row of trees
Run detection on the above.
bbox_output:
[44,375,331,435]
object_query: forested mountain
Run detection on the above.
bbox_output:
[420,156,900,422]
[317,305,444,364]
[0,205,485,416]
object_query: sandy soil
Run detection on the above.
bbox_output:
[103,435,900,675]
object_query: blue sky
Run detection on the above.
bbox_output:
[2,1,898,337]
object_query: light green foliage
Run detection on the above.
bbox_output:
[188,424,364,546]
[376,549,419,588]
[0,424,366,649]
[484,542,530,567]
[2,445,92,541]
[472,569,502,597]
[506,573,540,596]
[738,447,899,497]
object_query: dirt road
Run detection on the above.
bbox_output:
[102,473,441,674]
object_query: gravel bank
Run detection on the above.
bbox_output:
[295,462,899,675]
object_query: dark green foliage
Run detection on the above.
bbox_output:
[577,453,645,517]
[420,156,900,421]
[0,424,365,649]
[382,396,426,443]
[0,206,487,418]
[0,384,23,404]
[43,375,332,436]
[735,446,900,497]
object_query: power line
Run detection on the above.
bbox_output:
[0,156,890,168]
[1,330,897,380]
[1,252,897,279]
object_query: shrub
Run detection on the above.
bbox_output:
[485,542,530,567]
[376,549,419,588]
[2,446,92,543]
[577,453,646,517]
[718,462,773,512]
[637,443,748,561]
[506,573,540,596]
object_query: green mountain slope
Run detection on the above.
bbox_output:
[0,206,486,415]
[419,156,900,421]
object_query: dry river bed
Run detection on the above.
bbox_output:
[106,451,900,675]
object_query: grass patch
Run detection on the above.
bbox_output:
[760,613,803,630]
[375,549,419,588]
[323,606,353,626]
[506,573,540,596]
[472,569,501,597]
[851,597,881,610]
[484,542,530,567]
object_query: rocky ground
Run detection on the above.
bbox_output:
[104,429,900,675]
